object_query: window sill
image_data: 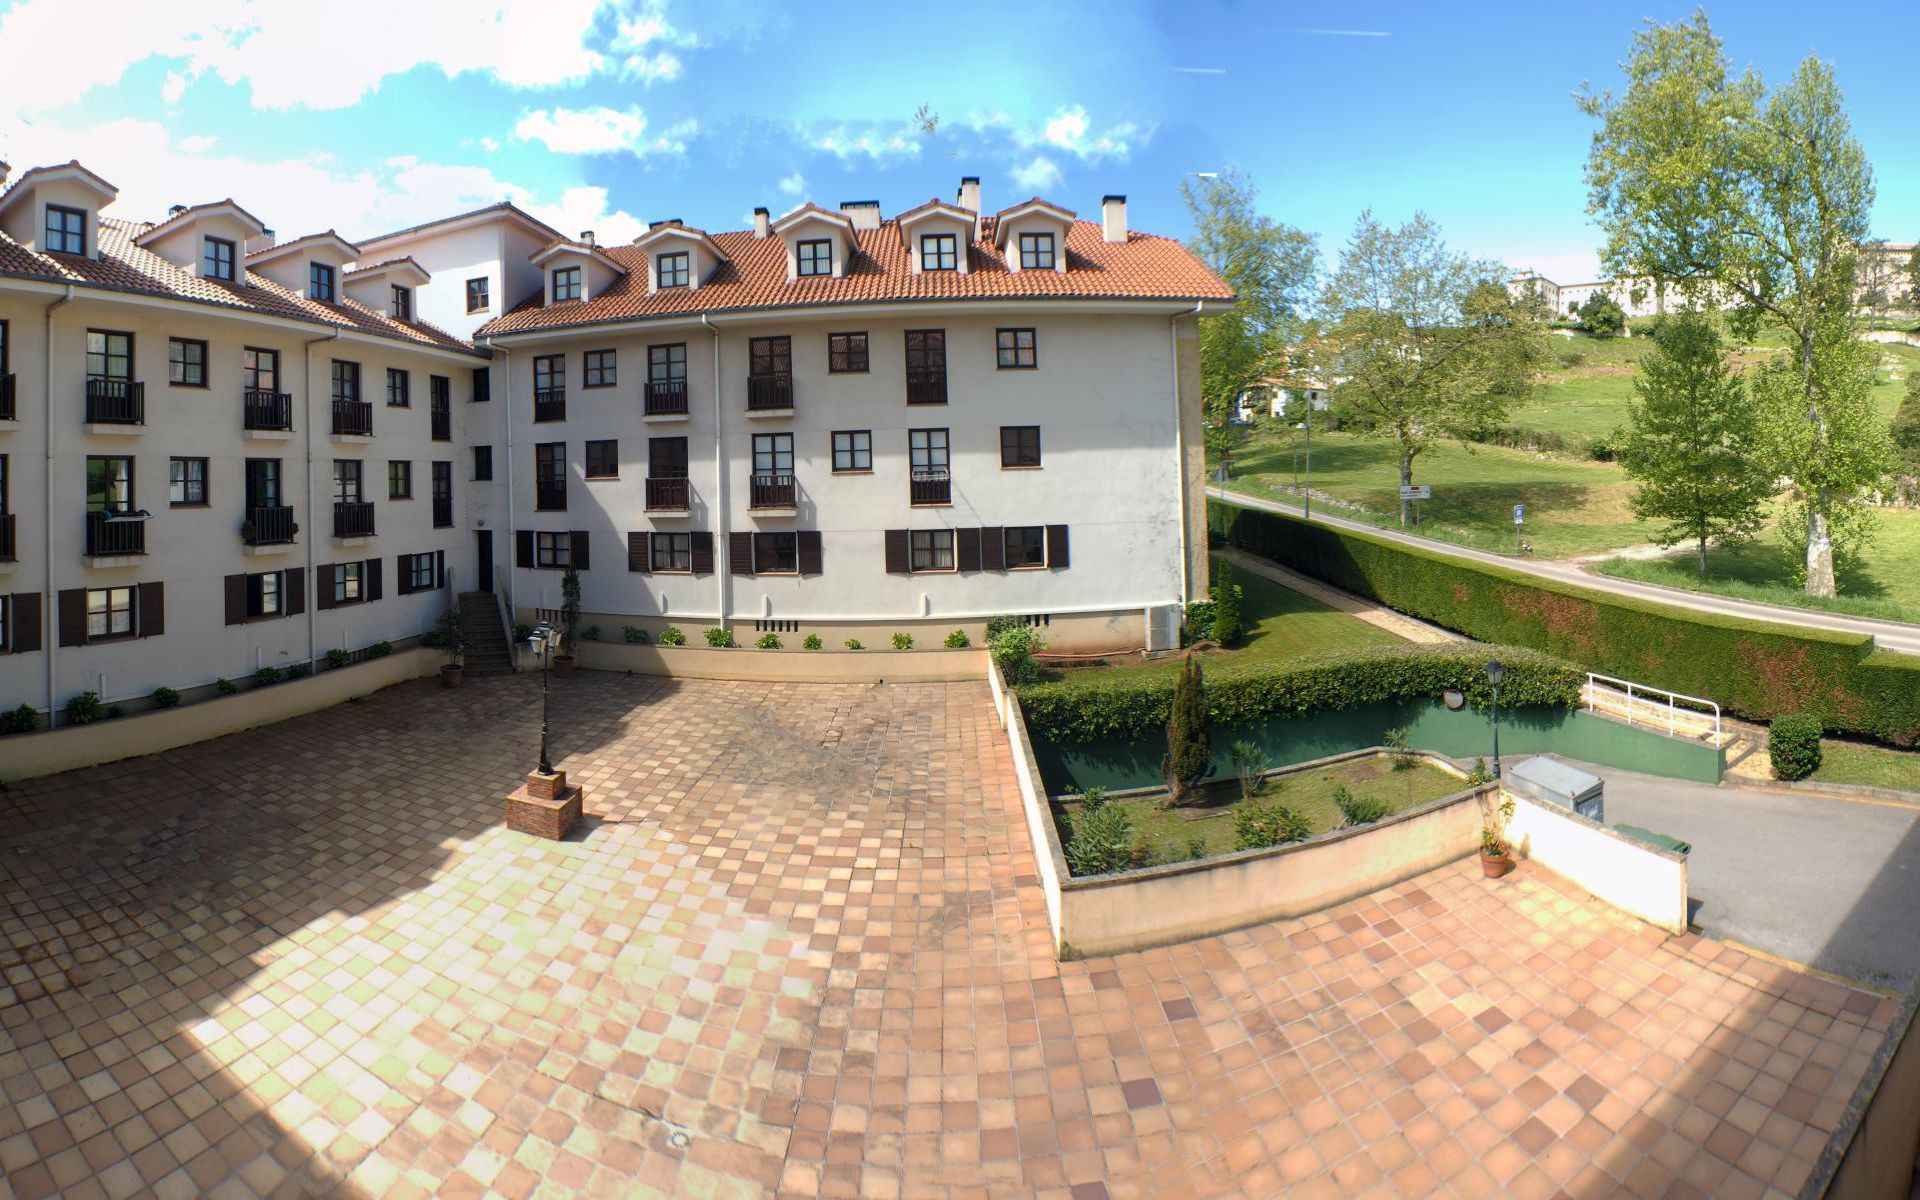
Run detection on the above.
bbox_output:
[82,632,138,645]
[581,383,616,391]
[584,474,619,482]
[169,382,210,390]
[831,469,874,476]
[170,501,210,509]
[1000,465,1044,471]
[828,369,870,376]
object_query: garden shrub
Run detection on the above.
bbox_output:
[1234,802,1311,850]
[891,632,915,650]
[1229,738,1269,800]
[1,703,38,735]
[1207,498,1920,746]
[944,629,970,649]
[368,641,392,658]
[1334,785,1391,826]
[254,666,283,686]
[989,625,1044,685]
[656,626,687,646]
[985,614,1025,640]
[65,691,104,726]
[1063,803,1134,876]
[325,648,350,669]
[803,634,823,650]
[624,626,649,644]
[756,632,782,650]
[1182,598,1217,643]
[845,638,864,650]
[704,627,734,648]
[1769,713,1824,781]
[1163,657,1211,802]
[1210,562,1243,646]
[286,662,312,679]
[216,678,239,696]
[151,686,181,709]
[513,623,533,642]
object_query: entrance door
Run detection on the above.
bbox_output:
[475,530,493,591]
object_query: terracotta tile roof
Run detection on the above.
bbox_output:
[479,216,1232,337]
[0,217,480,356]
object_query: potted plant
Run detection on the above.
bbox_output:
[1479,788,1517,878]
[437,607,466,688]
[555,566,581,674]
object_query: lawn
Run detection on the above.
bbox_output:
[1812,740,1920,793]
[1053,754,1465,868]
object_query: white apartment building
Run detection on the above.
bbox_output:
[0,162,1231,723]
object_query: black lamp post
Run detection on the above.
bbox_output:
[1486,659,1506,780]
[529,623,556,775]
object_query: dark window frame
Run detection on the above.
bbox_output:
[243,346,280,393]
[650,532,693,573]
[390,284,412,321]
[473,445,493,481]
[406,552,437,593]
[86,329,133,383]
[648,436,689,478]
[796,239,832,277]
[648,343,687,382]
[910,529,956,573]
[908,427,950,471]
[831,430,872,473]
[168,456,209,506]
[86,585,136,641]
[46,204,86,255]
[996,327,1038,369]
[751,432,795,474]
[203,236,237,281]
[828,332,868,373]
[309,262,336,303]
[86,455,134,513]
[656,251,690,288]
[335,561,364,605]
[752,531,799,575]
[1004,525,1047,569]
[330,359,361,404]
[552,266,582,302]
[1018,232,1056,270]
[386,367,410,408]
[535,530,573,569]
[920,233,958,272]
[332,458,363,504]
[388,460,413,500]
[168,337,208,388]
[1000,425,1042,468]
[584,439,619,480]
[749,336,792,379]
[465,276,490,313]
[583,349,617,388]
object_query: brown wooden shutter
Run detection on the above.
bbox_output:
[225,574,248,625]
[138,582,165,638]
[796,530,822,576]
[571,531,590,571]
[516,529,534,568]
[883,529,909,574]
[58,588,86,647]
[690,531,714,575]
[396,555,413,596]
[729,532,754,576]
[285,569,305,616]
[955,527,981,573]
[10,593,41,653]
[366,558,384,602]
[316,564,337,610]
[437,550,446,589]
[980,527,1005,571]
[1046,524,1070,569]
[628,532,650,573]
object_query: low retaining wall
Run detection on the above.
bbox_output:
[574,641,986,683]
[988,659,1066,954]
[1505,790,1690,934]
[1821,998,1920,1200]
[0,649,441,782]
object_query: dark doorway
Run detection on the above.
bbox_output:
[475,530,493,591]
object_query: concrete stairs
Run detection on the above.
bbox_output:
[458,591,514,676]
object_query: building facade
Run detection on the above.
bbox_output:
[0,163,1230,723]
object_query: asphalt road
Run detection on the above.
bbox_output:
[1207,486,1920,655]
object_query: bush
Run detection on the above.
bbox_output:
[756,632,782,650]
[1383,725,1416,769]
[217,677,240,696]
[254,666,283,686]
[1234,802,1311,850]
[1208,498,1920,746]
[368,641,392,659]
[325,648,350,669]
[1576,294,1626,337]
[1183,598,1217,643]
[656,626,687,646]
[1334,785,1391,826]
[1210,563,1244,647]
[944,629,970,649]
[1187,837,1209,861]
[582,626,601,643]
[1063,803,1134,876]
[1,703,38,735]
[1163,657,1211,803]
[985,614,1025,640]
[1586,432,1618,462]
[803,634,823,650]
[1229,738,1270,801]
[151,686,181,709]
[513,622,534,642]
[704,627,734,648]
[286,662,312,679]
[1467,757,1493,786]
[891,632,914,650]
[1770,713,1824,781]
[1076,785,1109,812]
[624,626,649,644]
[989,625,1044,685]
[65,691,104,726]
[845,638,864,650]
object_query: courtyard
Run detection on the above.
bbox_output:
[0,673,1900,1198]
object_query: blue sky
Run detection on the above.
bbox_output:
[2,0,1914,286]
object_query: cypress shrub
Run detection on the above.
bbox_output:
[1162,657,1211,803]
[1210,561,1244,646]
[1769,713,1824,781]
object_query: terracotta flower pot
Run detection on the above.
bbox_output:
[441,664,464,689]
[554,655,576,675]
[1480,848,1515,879]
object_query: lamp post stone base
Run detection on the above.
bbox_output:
[506,769,583,840]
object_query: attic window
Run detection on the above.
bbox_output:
[553,266,582,302]
[203,236,236,281]
[920,234,957,272]
[390,285,411,320]
[46,205,85,255]
[657,251,689,288]
[797,239,831,277]
[1019,233,1055,270]
[309,263,336,303]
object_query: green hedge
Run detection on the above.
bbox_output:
[1017,642,1583,743]
[1208,499,1920,745]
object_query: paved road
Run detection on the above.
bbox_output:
[1567,761,1920,989]
[1208,485,1920,655]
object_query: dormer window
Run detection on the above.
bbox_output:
[1019,233,1056,271]
[920,234,958,272]
[553,266,582,302]
[46,205,85,255]
[390,285,411,320]
[657,252,689,288]
[310,263,336,303]
[797,240,832,278]
[202,236,236,281]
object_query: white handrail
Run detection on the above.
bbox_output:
[494,564,517,671]
[1584,671,1721,745]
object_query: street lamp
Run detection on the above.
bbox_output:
[527,622,558,775]
[1486,659,1506,780]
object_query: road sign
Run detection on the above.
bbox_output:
[1399,485,1432,501]
[1513,503,1526,525]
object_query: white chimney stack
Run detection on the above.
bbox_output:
[1102,194,1127,244]
[956,176,981,213]
[839,200,881,231]
[580,229,595,247]
[753,206,770,239]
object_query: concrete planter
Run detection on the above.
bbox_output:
[572,640,986,683]
[441,664,465,689]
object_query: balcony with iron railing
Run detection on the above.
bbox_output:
[85,510,145,556]
[243,389,293,431]
[534,387,566,422]
[241,505,298,546]
[331,399,373,437]
[910,468,952,506]
[749,472,797,510]
[431,407,451,441]
[906,369,947,406]
[1,372,15,420]
[645,476,690,512]
[332,500,376,538]
[747,374,793,413]
[432,495,453,528]
[645,378,689,417]
[85,378,144,424]
[0,512,14,561]
[535,480,567,512]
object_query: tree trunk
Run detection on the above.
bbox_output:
[1697,535,1708,577]
[1399,450,1414,527]
[1805,499,1837,598]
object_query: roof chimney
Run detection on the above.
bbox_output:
[168,204,188,219]
[839,200,882,231]
[0,162,10,189]
[1102,194,1127,244]
[956,176,980,213]
[753,206,770,239]
[580,229,595,247]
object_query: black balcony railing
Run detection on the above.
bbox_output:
[749,473,797,509]
[645,379,689,416]
[432,496,453,528]
[906,370,947,406]
[243,389,293,431]
[1,373,15,421]
[242,505,297,545]
[331,399,373,436]
[0,513,14,561]
[910,468,952,505]
[535,480,567,511]
[85,378,143,424]
[534,388,566,422]
[747,374,792,412]
[645,476,690,511]
[332,500,375,538]
[431,407,451,441]
[85,511,145,556]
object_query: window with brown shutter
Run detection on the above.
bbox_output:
[285,568,305,616]
[628,532,650,573]
[689,531,715,575]
[571,531,590,571]
[225,574,247,626]
[796,530,822,576]
[979,526,1005,571]
[729,532,754,576]
[365,558,383,602]
[315,564,337,610]
[884,529,909,574]
[956,527,981,572]
[9,593,41,653]
[516,529,534,568]
[1045,524,1070,569]
[137,581,164,638]
[58,588,86,647]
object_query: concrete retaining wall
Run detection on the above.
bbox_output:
[1505,790,1690,934]
[0,649,441,782]
[988,658,1066,954]
[573,641,986,682]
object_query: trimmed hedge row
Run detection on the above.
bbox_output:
[1017,642,1583,743]
[1208,499,1920,745]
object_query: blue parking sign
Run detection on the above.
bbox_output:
[1513,504,1525,525]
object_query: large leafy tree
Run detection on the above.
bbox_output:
[1616,312,1775,574]
[1318,211,1549,525]
[1578,12,1881,596]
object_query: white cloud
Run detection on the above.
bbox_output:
[812,125,922,164]
[777,172,806,197]
[178,135,219,154]
[161,71,188,105]
[512,106,693,156]
[1010,156,1063,193]
[479,137,501,153]
[1027,104,1142,161]
[623,50,683,83]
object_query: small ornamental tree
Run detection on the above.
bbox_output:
[1575,293,1627,337]
[1162,656,1211,805]
[559,566,583,652]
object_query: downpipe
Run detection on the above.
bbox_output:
[303,330,339,668]
[43,285,74,727]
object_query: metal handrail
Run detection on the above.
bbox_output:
[1584,671,1721,743]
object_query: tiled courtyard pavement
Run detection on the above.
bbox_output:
[0,672,1900,1199]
